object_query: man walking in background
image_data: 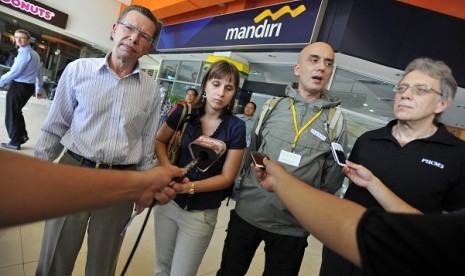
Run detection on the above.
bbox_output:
[0,29,42,150]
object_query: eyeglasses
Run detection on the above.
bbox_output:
[117,21,153,44]
[14,36,29,41]
[393,84,442,96]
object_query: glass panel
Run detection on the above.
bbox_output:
[178,60,201,83]
[199,61,209,82]
[248,63,296,84]
[331,67,396,122]
[159,60,178,80]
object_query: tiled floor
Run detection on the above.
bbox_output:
[0,92,323,276]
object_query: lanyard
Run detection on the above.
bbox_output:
[291,98,323,151]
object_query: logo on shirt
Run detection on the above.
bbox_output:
[421,158,444,169]
[310,128,327,141]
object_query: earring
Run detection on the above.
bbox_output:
[201,92,206,103]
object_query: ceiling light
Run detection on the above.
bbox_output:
[457,105,465,109]
[362,103,368,107]
[369,109,374,112]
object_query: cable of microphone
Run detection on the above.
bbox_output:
[121,136,227,275]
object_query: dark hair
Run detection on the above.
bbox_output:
[117,5,163,43]
[186,88,199,97]
[195,60,240,115]
[247,101,257,110]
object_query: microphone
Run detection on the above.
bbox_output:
[188,135,227,172]
[170,135,227,184]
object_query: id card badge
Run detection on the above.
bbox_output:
[278,150,301,167]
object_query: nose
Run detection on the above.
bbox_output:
[316,60,326,71]
[128,31,140,42]
[400,86,415,98]
[217,86,227,97]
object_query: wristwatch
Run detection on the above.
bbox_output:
[188,182,195,195]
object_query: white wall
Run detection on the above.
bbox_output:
[0,0,122,51]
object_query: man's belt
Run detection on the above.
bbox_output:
[67,150,136,170]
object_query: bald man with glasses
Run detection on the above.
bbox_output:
[35,5,163,276]
[320,58,465,276]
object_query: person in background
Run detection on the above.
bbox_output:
[254,157,465,276]
[34,5,163,276]
[217,42,347,276]
[169,87,199,113]
[235,101,256,146]
[0,29,43,150]
[153,60,246,275]
[184,87,199,104]
[0,149,186,228]
[320,58,465,276]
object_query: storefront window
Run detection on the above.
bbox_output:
[158,60,203,105]
[159,60,179,80]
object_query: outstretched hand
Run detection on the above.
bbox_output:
[136,165,188,208]
[343,160,379,189]
[252,157,288,192]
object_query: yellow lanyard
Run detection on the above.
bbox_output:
[291,98,323,151]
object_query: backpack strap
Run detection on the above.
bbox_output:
[254,97,283,136]
[178,104,191,138]
[327,106,344,143]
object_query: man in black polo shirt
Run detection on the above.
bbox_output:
[320,57,465,276]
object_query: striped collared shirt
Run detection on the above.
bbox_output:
[35,53,160,170]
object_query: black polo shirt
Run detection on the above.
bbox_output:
[345,120,465,213]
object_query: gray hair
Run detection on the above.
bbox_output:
[402,58,457,102]
[117,5,162,43]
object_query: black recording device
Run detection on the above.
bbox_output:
[250,151,269,170]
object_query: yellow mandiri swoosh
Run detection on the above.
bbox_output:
[254,5,306,23]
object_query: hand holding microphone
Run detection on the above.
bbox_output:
[122,135,226,235]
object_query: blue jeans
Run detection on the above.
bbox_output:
[217,209,308,276]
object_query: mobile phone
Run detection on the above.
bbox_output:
[330,142,347,167]
[250,151,268,170]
